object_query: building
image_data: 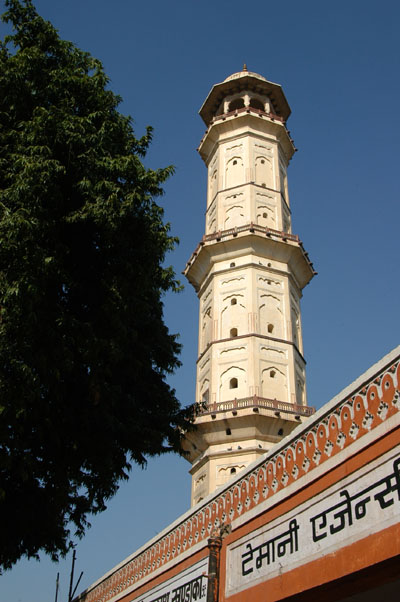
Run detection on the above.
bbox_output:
[76,70,400,602]
[182,66,315,505]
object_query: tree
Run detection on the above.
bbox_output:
[0,0,190,571]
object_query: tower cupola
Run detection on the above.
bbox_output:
[199,67,291,128]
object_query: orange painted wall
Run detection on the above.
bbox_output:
[219,428,400,601]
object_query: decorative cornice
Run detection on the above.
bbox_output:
[197,108,295,162]
[196,332,306,366]
[184,222,315,277]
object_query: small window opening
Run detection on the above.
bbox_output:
[263,212,268,218]
[229,98,245,112]
[278,428,284,436]
[249,98,265,111]
[230,262,236,268]
[260,159,265,164]
[230,328,238,338]
[270,370,276,378]
[231,297,237,305]
[230,467,237,474]
[229,377,238,389]
[232,159,237,165]
[267,323,274,334]
[226,428,232,436]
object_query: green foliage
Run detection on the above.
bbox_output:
[0,0,190,570]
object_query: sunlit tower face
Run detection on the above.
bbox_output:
[183,67,316,506]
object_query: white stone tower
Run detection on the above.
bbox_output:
[183,67,316,506]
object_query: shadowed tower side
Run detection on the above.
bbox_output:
[183,67,316,506]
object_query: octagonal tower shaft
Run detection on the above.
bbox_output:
[184,69,315,507]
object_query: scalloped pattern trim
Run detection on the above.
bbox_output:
[83,357,400,602]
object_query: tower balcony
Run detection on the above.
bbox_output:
[182,393,315,468]
[198,109,295,163]
[184,222,316,292]
[199,394,315,419]
[197,105,296,158]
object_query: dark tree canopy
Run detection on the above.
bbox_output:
[0,0,190,570]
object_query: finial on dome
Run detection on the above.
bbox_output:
[243,63,248,71]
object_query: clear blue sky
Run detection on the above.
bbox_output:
[1,0,399,600]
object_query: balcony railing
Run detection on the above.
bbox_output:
[202,222,299,244]
[199,395,315,418]
[184,223,316,277]
[212,106,285,124]
[198,106,297,150]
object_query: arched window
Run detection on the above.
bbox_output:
[262,366,287,402]
[229,98,245,112]
[255,155,272,188]
[230,467,237,475]
[230,328,238,338]
[229,377,238,389]
[249,98,265,111]
[225,157,244,189]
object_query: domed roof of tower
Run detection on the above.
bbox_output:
[199,66,291,127]
[223,64,267,83]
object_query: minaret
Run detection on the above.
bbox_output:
[183,67,316,507]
